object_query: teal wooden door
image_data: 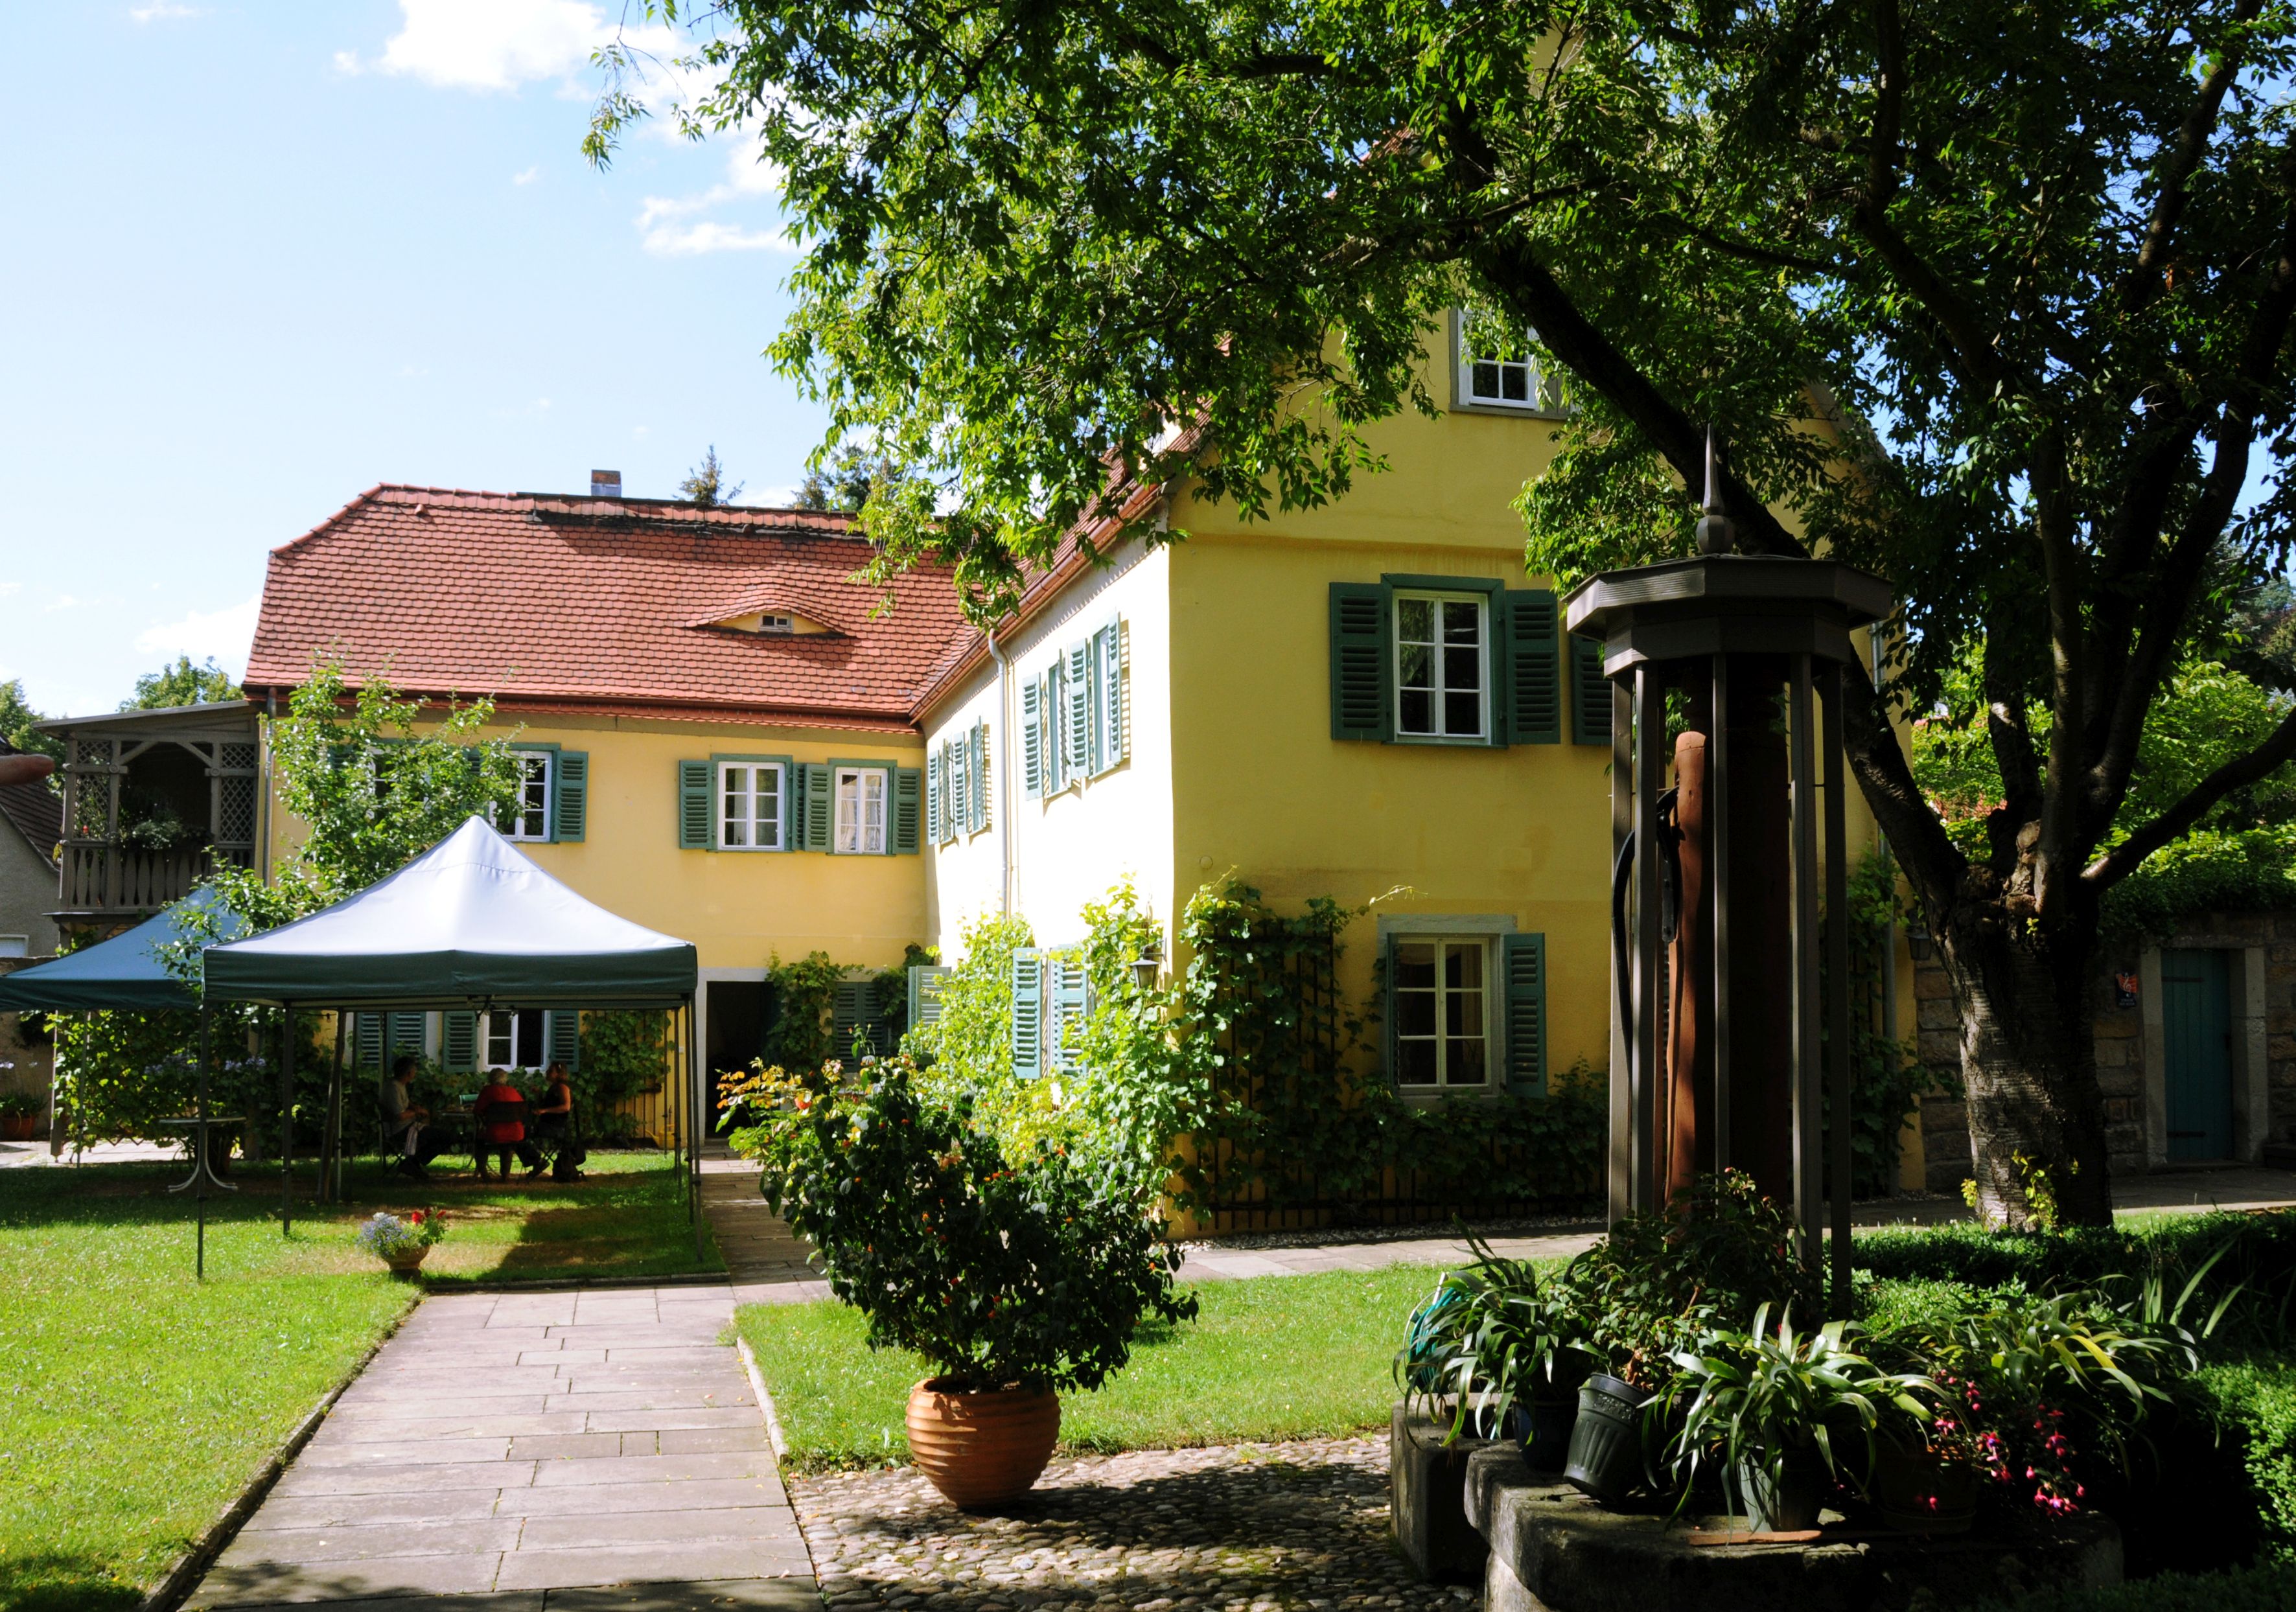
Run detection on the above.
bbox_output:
[2161,949,2234,1160]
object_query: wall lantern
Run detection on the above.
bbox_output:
[1130,937,1165,994]
[1905,923,1934,963]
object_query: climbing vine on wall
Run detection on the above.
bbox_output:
[1823,849,1945,1198]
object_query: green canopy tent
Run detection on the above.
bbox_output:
[0,886,251,1274]
[0,884,242,1013]
[202,816,703,1230]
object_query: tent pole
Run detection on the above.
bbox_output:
[197,1006,210,1281]
[280,1002,295,1236]
[684,996,697,1225]
[327,1011,347,1205]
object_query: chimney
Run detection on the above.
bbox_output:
[590,469,623,498]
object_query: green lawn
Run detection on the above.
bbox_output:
[0,1149,717,1612]
[737,1263,1450,1470]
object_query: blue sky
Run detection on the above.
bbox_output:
[2,1,822,717]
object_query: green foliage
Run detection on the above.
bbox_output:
[678,445,743,508]
[1396,1238,1593,1440]
[577,1010,672,1121]
[760,950,847,1072]
[121,655,238,711]
[905,910,1030,1074]
[0,678,62,768]
[1975,1563,2296,1612]
[792,443,916,516]
[1665,1306,1936,1499]
[2196,1359,2296,1561]
[1572,1171,1818,1392]
[738,1058,1196,1392]
[1827,849,1945,1197]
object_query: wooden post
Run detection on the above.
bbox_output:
[1634,664,1664,1215]
[1823,664,1854,1314]
[1788,658,1822,1265]
[1609,674,1633,1226]
[1711,652,1731,1176]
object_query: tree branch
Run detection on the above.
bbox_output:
[2121,0,2262,314]
[2084,699,2296,888]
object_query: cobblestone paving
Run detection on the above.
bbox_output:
[791,1437,1474,1612]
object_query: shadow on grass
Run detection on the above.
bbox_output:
[0,1553,148,1612]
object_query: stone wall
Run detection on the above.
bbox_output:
[1915,910,2296,1187]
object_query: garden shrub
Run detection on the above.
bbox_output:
[2199,1359,2296,1560]
[577,1008,672,1118]
[734,1057,1196,1392]
[1975,1561,2296,1612]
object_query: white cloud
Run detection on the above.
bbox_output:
[133,596,260,674]
[332,49,364,76]
[130,3,205,21]
[513,165,540,185]
[356,0,610,91]
[636,135,791,255]
[0,582,19,599]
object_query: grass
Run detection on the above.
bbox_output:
[0,1148,717,1612]
[737,1263,1450,1471]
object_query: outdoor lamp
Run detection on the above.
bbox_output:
[1906,923,1934,962]
[1130,937,1164,993]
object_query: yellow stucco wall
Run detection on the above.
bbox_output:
[262,711,931,971]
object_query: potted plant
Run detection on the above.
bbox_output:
[1665,1304,1936,1534]
[739,1059,1196,1510]
[355,1209,446,1277]
[1398,1239,1594,1471]
[0,1092,43,1142]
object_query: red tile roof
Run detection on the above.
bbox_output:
[244,486,975,732]
[0,744,62,865]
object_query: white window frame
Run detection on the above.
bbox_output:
[1388,934,1498,1091]
[1393,590,1490,742]
[717,760,785,851]
[1454,309,1565,415]
[504,751,553,842]
[833,765,888,855]
[759,614,796,634]
[482,1009,544,1072]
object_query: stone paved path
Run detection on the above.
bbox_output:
[792,1436,1469,1612]
[186,1284,814,1610]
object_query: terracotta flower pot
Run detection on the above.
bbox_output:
[1,1116,40,1142]
[906,1377,1060,1510]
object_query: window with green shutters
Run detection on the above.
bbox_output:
[1021,617,1124,798]
[546,1009,581,1071]
[1500,933,1548,1093]
[354,1012,384,1071]
[1570,636,1610,745]
[1063,641,1093,780]
[801,762,833,850]
[387,1012,426,1066]
[966,722,991,829]
[678,756,912,852]
[501,745,588,842]
[907,963,952,1030]
[893,765,922,853]
[831,978,895,1058]
[1021,678,1047,798]
[1047,953,1089,1074]
[1089,617,1124,774]
[443,1011,478,1074]
[1010,949,1043,1077]
[677,760,712,847]
[552,750,588,841]
[1330,577,1567,748]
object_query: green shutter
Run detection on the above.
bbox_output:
[1010,949,1043,1078]
[1064,642,1093,781]
[546,1009,581,1070]
[968,723,990,832]
[1092,618,1124,771]
[1021,678,1045,798]
[1503,591,1561,745]
[1329,582,1390,741]
[833,978,886,1058]
[802,762,833,851]
[1502,933,1548,1094]
[354,1012,384,1071]
[1049,954,1089,1075]
[552,750,588,841]
[908,964,951,1030]
[443,1011,478,1074]
[678,760,712,847]
[894,766,922,854]
[927,749,945,844]
[1570,636,1609,745]
[387,1013,426,1063]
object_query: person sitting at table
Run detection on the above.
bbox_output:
[531,1061,583,1181]
[380,1054,450,1180]
[473,1073,544,1180]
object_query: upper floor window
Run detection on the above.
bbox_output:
[719,761,783,851]
[504,752,553,841]
[483,1009,545,1071]
[835,766,887,855]
[1395,593,1487,741]
[1455,310,1565,413]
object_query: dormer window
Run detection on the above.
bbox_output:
[758,614,796,635]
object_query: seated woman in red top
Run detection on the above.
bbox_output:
[473,1076,544,1180]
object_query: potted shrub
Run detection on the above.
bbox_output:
[1665,1304,1936,1534]
[740,1059,1196,1510]
[355,1209,446,1277]
[0,1092,42,1142]
[1398,1238,1595,1471]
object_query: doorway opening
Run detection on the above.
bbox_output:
[2161,948,2234,1161]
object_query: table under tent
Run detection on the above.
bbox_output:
[0,886,251,1272]
[200,815,706,1247]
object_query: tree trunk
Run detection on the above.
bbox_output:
[1938,915,2115,1228]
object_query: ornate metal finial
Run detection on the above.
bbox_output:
[1695,424,1735,557]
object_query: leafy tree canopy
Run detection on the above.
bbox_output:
[678,445,743,508]
[791,441,916,515]
[124,655,240,711]
[0,679,62,767]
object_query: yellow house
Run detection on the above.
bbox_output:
[232,317,1913,1182]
